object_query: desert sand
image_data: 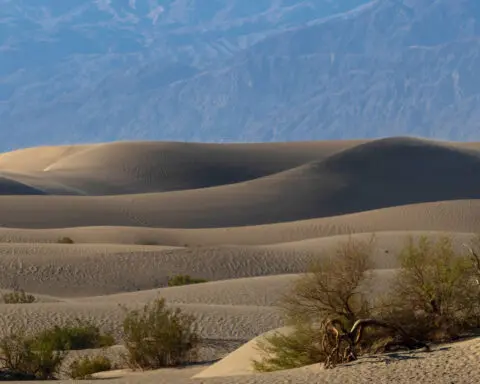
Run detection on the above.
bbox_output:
[0,137,479,383]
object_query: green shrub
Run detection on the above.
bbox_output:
[0,330,66,380]
[253,323,326,372]
[122,298,200,369]
[57,236,75,244]
[34,319,115,351]
[68,355,112,379]
[167,274,208,287]
[378,236,480,342]
[2,289,36,304]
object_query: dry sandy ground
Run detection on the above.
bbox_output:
[0,137,479,383]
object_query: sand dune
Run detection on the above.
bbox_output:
[0,138,480,228]
[0,140,364,195]
[0,138,478,384]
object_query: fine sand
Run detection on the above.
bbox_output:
[0,137,479,383]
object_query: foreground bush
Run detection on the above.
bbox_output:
[254,237,375,371]
[2,289,36,304]
[379,236,480,342]
[122,298,200,369]
[0,331,66,380]
[34,319,115,351]
[167,274,208,287]
[254,235,480,371]
[68,355,112,379]
[252,323,326,372]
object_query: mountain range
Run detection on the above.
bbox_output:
[1,0,480,150]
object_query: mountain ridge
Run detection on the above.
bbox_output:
[2,0,480,149]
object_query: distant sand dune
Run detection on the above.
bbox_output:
[0,140,364,195]
[0,138,479,228]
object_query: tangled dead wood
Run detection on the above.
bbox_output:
[322,318,429,368]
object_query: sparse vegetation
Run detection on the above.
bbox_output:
[253,235,480,371]
[167,274,208,287]
[134,239,159,246]
[57,236,75,244]
[34,319,115,351]
[0,330,66,380]
[68,355,112,379]
[0,320,114,380]
[2,289,36,304]
[122,297,200,369]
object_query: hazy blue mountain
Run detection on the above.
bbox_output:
[1,0,480,150]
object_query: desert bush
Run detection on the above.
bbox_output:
[281,236,374,326]
[68,355,112,379]
[57,236,74,244]
[134,239,159,246]
[0,330,66,380]
[122,298,200,369]
[378,236,480,342]
[2,289,36,304]
[34,319,115,351]
[253,235,480,371]
[167,274,208,287]
[253,323,326,372]
[254,237,375,371]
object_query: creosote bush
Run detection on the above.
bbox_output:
[2,289,36,304]
[122,298,200,369]
[378,236,480,342]
[167,274,208,287]
[68,355,112,379]
[34,319,115,351]
[252,323,326,372]
[0,330,66,380]
[254,235,480,372]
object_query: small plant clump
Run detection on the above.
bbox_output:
[34,319,115,351]
[2,289,36,304]
[68,355,112,379]
[57,237,75,244]
[167,274,208,287]
[253,235,480,372]
[122,298,200,369]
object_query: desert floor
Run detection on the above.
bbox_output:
[0,137,479,383]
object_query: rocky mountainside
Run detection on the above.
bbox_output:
[1,0,480,150]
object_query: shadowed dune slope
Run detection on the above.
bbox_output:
[0,137,479,228]
[0,176,47,195]
[0,199,479,240]
[0,140,364,195]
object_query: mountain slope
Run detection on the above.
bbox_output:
[2,0,480,149]
[0,0,370,150]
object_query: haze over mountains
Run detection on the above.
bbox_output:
[2,0,480,151]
